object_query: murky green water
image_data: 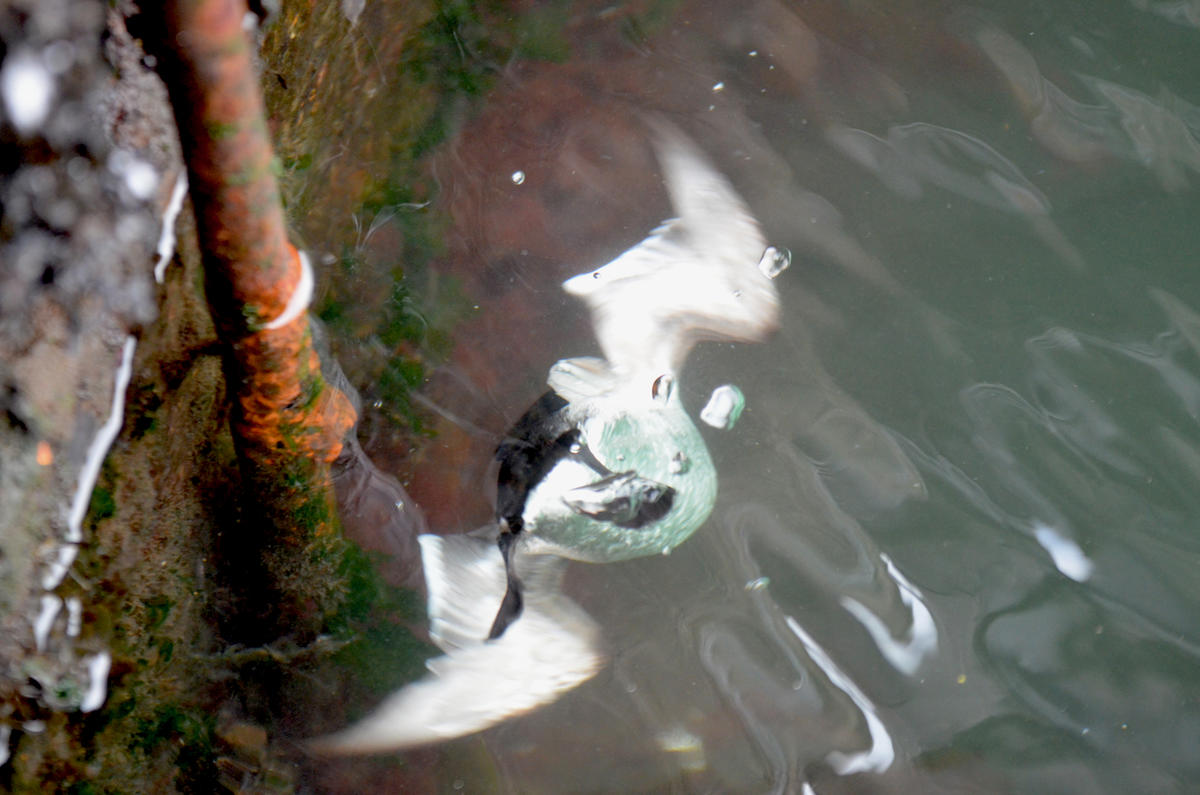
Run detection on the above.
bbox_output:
[276,0,1200,791]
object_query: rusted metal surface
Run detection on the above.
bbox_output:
[163,0,295,336]
[158,0,355,548]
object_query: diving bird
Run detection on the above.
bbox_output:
[310,120,789,754]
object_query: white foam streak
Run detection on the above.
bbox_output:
[41,336,137,590]
[263,250,314,330]
[154,173,189,283]
[65,596,82,638]
[1034,522,1094,582]
[80,652,112,712]
[66,336,137,545]
[841,554,938,676]
[33,594,62,652]
[785,616,895,775]
[39,544,77,590]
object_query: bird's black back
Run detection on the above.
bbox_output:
[494,390,578,532]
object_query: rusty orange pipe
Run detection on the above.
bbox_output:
[164,0,294,333]
[160,0,354,471]
[156,0,357,601]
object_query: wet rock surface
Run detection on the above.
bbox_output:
[0,0,163,743]
[2,0,329,789]
[1,0,433,789]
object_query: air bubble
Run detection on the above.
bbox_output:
[758,246,792,279]
[652,374,674,402]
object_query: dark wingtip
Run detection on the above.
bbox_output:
[487,581,524,640]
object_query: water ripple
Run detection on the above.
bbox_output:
[905,299,1200,786]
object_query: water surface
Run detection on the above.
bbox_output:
[279,1,1200,791]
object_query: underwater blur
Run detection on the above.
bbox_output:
[313,123,787,754]
[261,0,1200,791]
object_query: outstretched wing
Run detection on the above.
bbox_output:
[308,534,603,754]
[560,120,786,375]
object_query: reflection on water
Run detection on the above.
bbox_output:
[315,123,787,755]
[284,0,1200,790]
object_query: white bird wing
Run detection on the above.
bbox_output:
[561,220,688,297]
[561,121,766,299]
[545,356,619,403]
[560,121,785,375]
[420,531,506,652]
[646,117,768,263]
[308,534,604,754]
